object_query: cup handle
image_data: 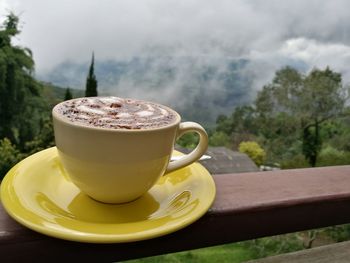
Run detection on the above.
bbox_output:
[165,122,208,174]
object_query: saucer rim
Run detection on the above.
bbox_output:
[0,147,216,243]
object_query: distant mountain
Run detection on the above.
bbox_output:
[38,57,258,125]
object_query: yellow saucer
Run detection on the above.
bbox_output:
[0,147,216,243]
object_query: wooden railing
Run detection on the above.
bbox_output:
[1,166,350,262]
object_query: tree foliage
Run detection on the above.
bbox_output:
[0,13,55,178]
[85,53,98,97]
[0,138,22,177]
[64,87,73,100]
[209,131,230,147]
[176,133,199,149]
[0,13,44,148]
[24,117,55,155]
[238,141,266,166]
[255,67,346,166]
[210,66,349,168]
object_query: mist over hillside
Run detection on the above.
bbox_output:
[4,1,350,125]
[40,56,305,125]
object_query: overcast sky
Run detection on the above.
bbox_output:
[1,0,350,85]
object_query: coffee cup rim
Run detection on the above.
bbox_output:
[52,97,182,133]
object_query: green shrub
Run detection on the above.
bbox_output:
[243,234,304,259]
[280,154,310,169]
[238,141,266,166]
[317,146,350,166]
[0,138,23,179]
[324,224,350,242]
[176,133,199,149]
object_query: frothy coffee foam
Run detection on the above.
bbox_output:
[55,97,178,129]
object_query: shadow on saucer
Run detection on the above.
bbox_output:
[36,191,160,224]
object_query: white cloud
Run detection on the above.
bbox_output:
[281,38,350,60]
[244,37,350,90]
[1,0,350,85]
[282,38,350,81]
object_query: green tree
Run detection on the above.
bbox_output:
[231,106,256,134]
[176,133,199,149]
[300,68,346,166]
[0,13,42,147]
[64,87,73,100]
[25,117,55,155]
[209,131,230,146]
[213,106,258,149]
[216,114,233,135]
[255,67,303,141]
[0,13,55,159]
[326,112,350,152]
[254,66,347,166]
[85,52,98,97]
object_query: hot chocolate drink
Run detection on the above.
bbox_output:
[54,97,178,130]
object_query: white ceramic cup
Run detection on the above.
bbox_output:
[52,97,208,203]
